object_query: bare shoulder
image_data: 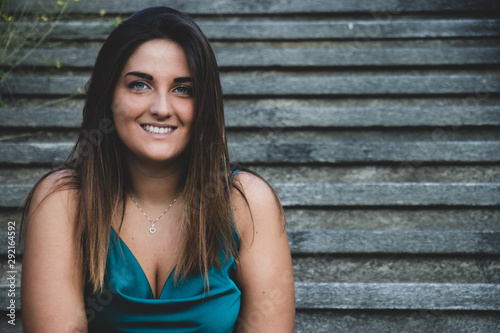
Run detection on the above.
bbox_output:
[230,171,284,239]
[23,168,80,254]
[27,169,79,222]
[32,168,77,198]
[231,171,275,199]
[23,168,80,255]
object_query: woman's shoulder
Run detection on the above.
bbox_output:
[231,170,277,205]
[27,169,80,220]
[230,170,285,237]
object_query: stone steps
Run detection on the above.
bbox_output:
[1,0,499,331]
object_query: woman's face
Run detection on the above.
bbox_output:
[111,39,194,166]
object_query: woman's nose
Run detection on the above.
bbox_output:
[149,92,172,118]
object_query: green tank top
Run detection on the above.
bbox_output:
[86,227,240,332]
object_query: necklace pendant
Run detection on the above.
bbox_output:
[128,192,180,235]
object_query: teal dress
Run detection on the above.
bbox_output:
[86,222,241,332]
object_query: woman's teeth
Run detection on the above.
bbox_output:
[143,125,173,134]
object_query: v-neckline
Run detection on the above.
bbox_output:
[110,227,176,299]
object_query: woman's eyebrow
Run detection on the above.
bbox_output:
[174,77,192,83]
[125,72,154,80]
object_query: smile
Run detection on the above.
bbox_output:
[142,125,175,134]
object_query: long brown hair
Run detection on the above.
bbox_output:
[21,7,238,293]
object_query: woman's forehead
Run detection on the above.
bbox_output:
[121,40,191,78]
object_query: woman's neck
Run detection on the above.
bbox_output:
[125,155,185,205]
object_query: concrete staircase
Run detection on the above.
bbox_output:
[1,1,499,332]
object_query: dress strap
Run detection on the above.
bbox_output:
[231,169,240,180]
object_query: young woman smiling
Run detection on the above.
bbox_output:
[20,6,295,333]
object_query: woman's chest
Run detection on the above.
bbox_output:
[111,212,185,298]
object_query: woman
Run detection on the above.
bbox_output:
[20,7,295,332]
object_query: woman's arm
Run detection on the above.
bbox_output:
[231,172,295,332]
[21,172,88,332]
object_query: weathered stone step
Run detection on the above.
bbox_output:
[1,310,499,333]
[14,46,500,68]
[236,128,500,142]
[3,207,500,233]
[1,141,499,165]
[3,96,497,112]
[284,208,500,231]
[10,0,500,14]
[4,208,499,233]
[3,73,499,96]
[293,255,500,283]
[227,128,500,143]
[2,182,499,208]
[2,104,500,128]
[294,309,500,333]
[287,230,500,254]
[3,230,498,256]
[229,141,500,163]
[2,282,499,310]
[274,182,500,206]
[295,282,500,310]
[3,165,499,185]
[2,255,497,284]
[3,128,499,144]
[251,165,500,183]
[16,18,500,41]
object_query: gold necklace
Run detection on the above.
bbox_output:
[128,193,180,234]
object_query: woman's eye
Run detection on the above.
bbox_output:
[173,86,192,96]
[129,81,150,91]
